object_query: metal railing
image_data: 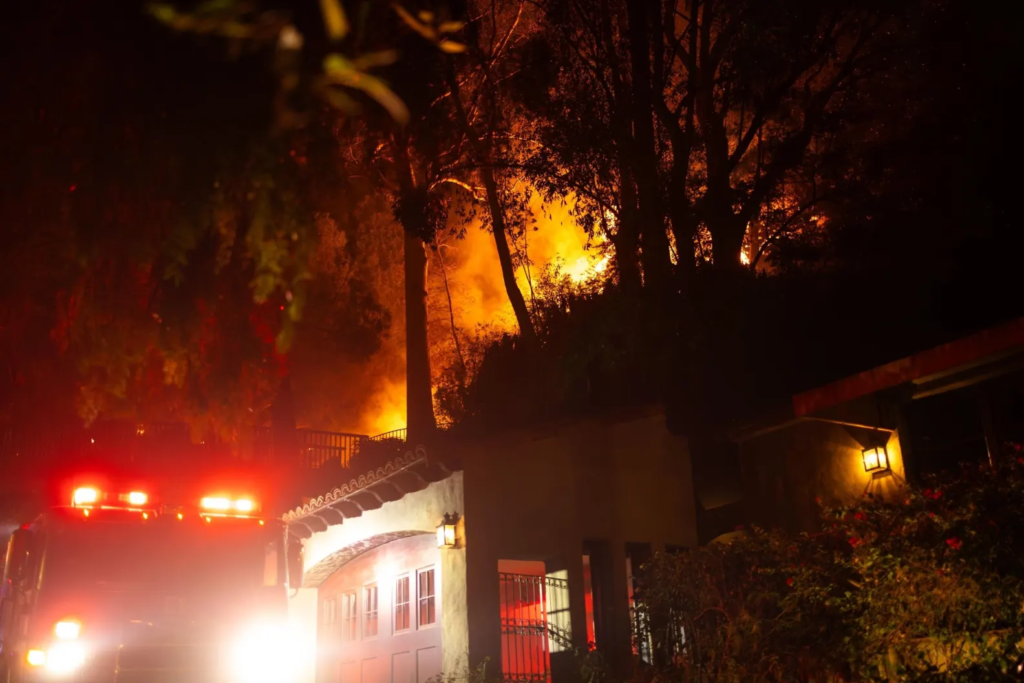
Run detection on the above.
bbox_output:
[500,572,550,683]
[296,429,363,469]
[498,572,573,683]
[367,428,407,442]
[0,420,434,471]
[365,420,451,443]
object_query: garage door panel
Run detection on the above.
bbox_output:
[361,657,383,683]
[392,651,414,683]
[339,660,359,683]
[318,535,442,683]
[416,646,441,683]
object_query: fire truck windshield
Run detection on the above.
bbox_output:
[42,513,279,592]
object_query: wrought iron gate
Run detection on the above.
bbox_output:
[498,572,571,683]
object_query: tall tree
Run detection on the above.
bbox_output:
[337,7,472,440]
[518,0,645,291]
[0,0,398,438]
[443,0,538,342]
[625,0,673,289]
[521,0,907,279]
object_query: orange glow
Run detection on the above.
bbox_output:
[27,650,46,667]
[142,512,149,520]
[564,253,610,283]
[234,498,256,513]
[366,191,609,433]
[72,487,99,506]
[361,379,407,436]
[177,512,184,520]
[82,509,89,518]
[127,491,148,506]
[863,447,890,472]
[309,188,611,435]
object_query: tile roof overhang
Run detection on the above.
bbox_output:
[301,530,429,588]
[282,444,458,540]
[793,317,1024,417]
[732,317,1024,442]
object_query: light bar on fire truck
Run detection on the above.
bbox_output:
[71,487,150,510]
[200,496,260,517]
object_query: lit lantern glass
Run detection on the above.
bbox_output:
[436,514,457,548]
[862,446,890,473]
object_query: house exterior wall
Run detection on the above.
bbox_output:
[737,421,905,531]
[289,407,698,683]
[291,473,466,683]
[457,407,698,678]
[316,534,442,683]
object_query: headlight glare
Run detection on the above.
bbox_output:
[228,623,295,682]
[54,619,81,640]
[46,642,86,674]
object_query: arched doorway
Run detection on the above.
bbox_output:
[313,534,442,683]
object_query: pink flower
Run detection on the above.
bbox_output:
[849,537,864,548]
[786,578,794,587]
[946,537,963,551]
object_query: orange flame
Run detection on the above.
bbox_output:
[298,191,609,436]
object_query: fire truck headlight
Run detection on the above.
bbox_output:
[228,623,295,682]
[54,620,82,640]
[46,642,87,674]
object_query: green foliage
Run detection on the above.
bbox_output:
[630,452,1024,682]
[438,264,678,427]
[425,657,501,683]
[149,0,465,127]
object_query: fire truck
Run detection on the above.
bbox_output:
[0,477,304,682]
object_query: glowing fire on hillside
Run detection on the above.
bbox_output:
[354,192,610,435]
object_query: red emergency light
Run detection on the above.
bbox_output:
[72,487,99,506]
[200,495,260,518]
[71,487,151,511]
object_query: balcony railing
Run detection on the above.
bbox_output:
[0,420,435,472]
[367,428,407,442]
[297,429,363,469]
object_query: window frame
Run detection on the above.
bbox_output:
[416,565,437,629]
[341,591,358,642]
[363,582,379,639]
[322,596,337,626]
[393,573,412,634]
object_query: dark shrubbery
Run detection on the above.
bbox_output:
[627,450,1024,682]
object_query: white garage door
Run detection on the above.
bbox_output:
[317,534,442,683]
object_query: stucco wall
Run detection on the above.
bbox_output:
[301,473,464,573]
[290,407,698,682]
[738,421,906,531]
[457,407,698,677]
[292,472,467,683]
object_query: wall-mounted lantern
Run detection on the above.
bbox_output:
[436,513,458,548]
[862,446,890,474]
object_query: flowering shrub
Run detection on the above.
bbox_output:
[632,449,1024,682]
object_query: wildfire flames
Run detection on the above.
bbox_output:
[294,190,610,436]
